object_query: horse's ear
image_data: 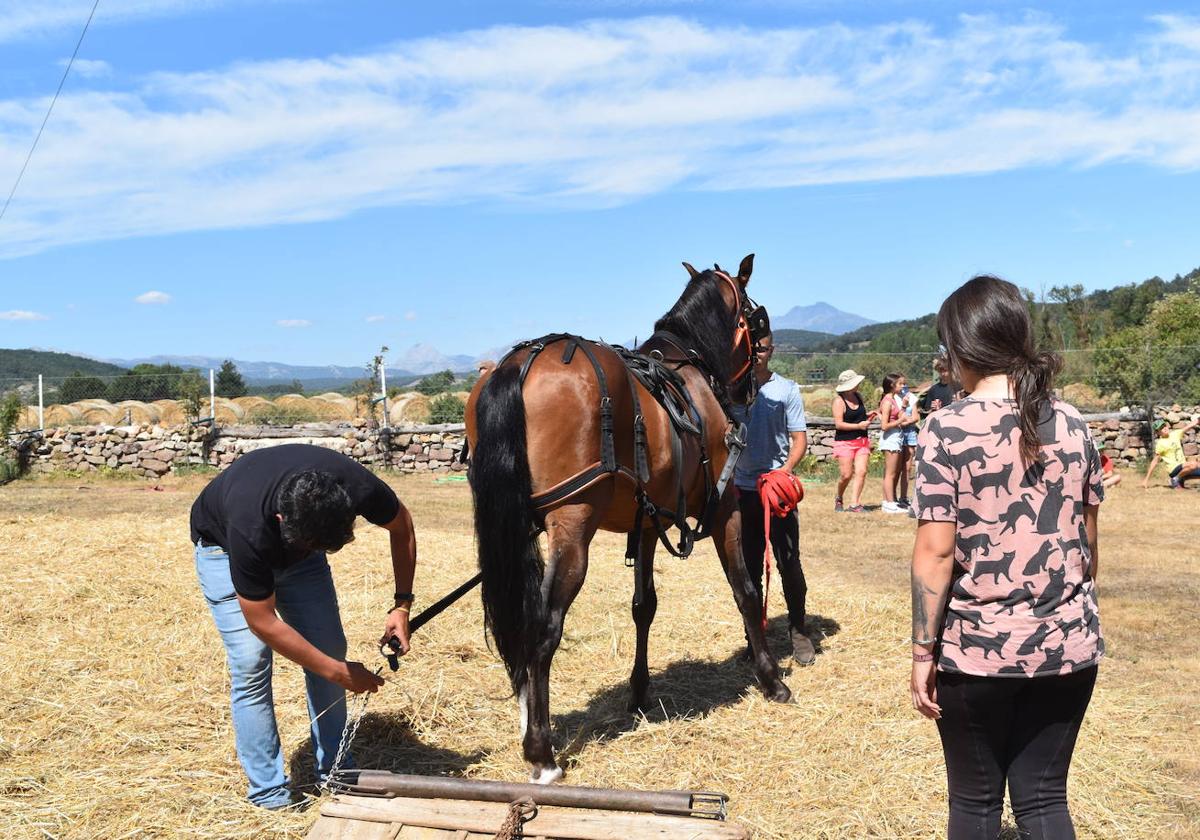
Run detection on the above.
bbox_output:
[681,261,699,279]
[737,253,755,286]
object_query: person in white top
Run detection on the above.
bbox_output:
[878,372,916,514]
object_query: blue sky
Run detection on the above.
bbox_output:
[1,1,1198,365]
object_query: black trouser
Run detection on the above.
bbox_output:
[737,490,806,633]
[935,666,1098,840]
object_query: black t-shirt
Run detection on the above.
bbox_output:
[919,382,959,416]
[190,444,400,600]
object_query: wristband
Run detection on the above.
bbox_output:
[911,636,937,646]
[912,652,934,662]
[393,591,414,604]
[388,605,410,615]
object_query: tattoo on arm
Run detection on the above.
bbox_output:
[911,573,950,640]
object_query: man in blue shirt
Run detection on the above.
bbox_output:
[731,332,814,665]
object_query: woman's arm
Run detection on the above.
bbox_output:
[880,398,902,431]
[1084,504,1099,583]
[910,520,956,720]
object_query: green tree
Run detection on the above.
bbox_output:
[429,393,466,424]
[107,363,190,402]
[416,369,456,396]
[1094,291,1200,405]
[0,391,21,436]
[59,371,109,403]
[215,360,247,398]
[178,370,207,420]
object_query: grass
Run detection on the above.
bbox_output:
[0,470,1196,838]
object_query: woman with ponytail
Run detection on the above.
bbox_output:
[909,276,1105,840]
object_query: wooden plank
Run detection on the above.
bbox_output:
[315,795,750,840]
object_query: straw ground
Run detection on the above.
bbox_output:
[0,472,1196,838]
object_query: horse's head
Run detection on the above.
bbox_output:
[682,253,770,405]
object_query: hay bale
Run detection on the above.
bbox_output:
[233,396,272,413]
[151,400,188,426]
[272,394,310,411]
[307,395,355,421]
[805,388,835,417]
[112,401,161,425]
[19,406,39,429]
[211,398,244,424]
[43,404,82,426]
[76,401,119,425]
[396,393,431,424]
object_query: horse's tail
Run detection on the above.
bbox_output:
[470,362,543,695]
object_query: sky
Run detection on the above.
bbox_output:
[1,0,1198,366]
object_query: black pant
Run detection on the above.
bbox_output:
[935,667,1098,840]
[737,491,806,632]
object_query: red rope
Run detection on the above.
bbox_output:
[755,469,804,632]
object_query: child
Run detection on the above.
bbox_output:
[878,373,915,514]
[1143,416,1200,489]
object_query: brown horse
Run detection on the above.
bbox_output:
[464,256,790,783]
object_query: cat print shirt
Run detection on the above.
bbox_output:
[913,399,1105,678]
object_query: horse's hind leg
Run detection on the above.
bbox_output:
[628,529,658,712]
[521,504,597,783]
[713,496,790,702]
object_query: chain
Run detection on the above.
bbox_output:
[319,668,381,794]
[492,797,538,840]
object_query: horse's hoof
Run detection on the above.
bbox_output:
[767,683,792,704]
[529,765,563,785]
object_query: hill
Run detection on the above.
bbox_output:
[0,349,127,381]
[772,328,838,352]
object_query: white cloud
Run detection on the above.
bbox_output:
[0,309,48,320]
[404,311,417,321]
[134,289,171,304]
[62,58,112,78]
[275,318,311,327]
[0,1,269,43]
[365,314,386,323]
[1,14,1199,258]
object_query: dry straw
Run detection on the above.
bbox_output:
[0,473,1195,838]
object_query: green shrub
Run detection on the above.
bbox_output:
[429,394,466,424]
[246,404,320,425]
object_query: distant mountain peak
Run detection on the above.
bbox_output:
[772,302,875,335]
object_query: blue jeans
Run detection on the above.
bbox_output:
[195,543,350,808]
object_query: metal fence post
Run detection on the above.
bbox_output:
[209,369,216,423]
[38,374,44,431]
[379,362,390,431]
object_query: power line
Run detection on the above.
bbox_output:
[0,0,102,224]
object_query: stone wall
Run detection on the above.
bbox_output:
[8,405,1198,480]
[17,421,467,479]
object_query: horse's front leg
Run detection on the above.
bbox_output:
[522,506,595,783]
[628,528,658,712]
[713,496,790,702]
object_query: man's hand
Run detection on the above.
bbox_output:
[333,661,384,694]
[380,608,411,657]
[931,399,942,411]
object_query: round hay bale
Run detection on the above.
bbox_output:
[307,395,355,421]
[76,401,119,425]
[387,394,417,426]
[152,399,188,426]
[19,405,39,429]
[273,394,310,411]
[44,404,83,426]
[113,401,161,425]
[212,398,245,424]
[315,391,346,401]
[233,396,272,412]
[397,393,431,424]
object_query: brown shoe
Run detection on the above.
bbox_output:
[790,630,816,666]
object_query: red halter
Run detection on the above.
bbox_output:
[713,269,757,387]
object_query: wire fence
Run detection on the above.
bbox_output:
[2,345,1198,434]
[0,370,469,432]
[769,345,1200,414]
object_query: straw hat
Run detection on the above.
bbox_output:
[835,369,865,392]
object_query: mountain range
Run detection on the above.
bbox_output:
[771,302,876,334]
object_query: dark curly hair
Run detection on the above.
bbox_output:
[277,470,356,553]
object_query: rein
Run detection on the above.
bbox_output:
[754,470,805,632]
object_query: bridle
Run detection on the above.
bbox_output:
[712,268,769,401]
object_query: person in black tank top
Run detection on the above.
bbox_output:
[832,370,876,512]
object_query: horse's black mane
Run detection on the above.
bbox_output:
[652,269,735,385]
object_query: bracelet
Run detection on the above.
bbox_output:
[911,636,937,646]
[912,652,934,663]
[393,591,414,604]
[388,605,410,615]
